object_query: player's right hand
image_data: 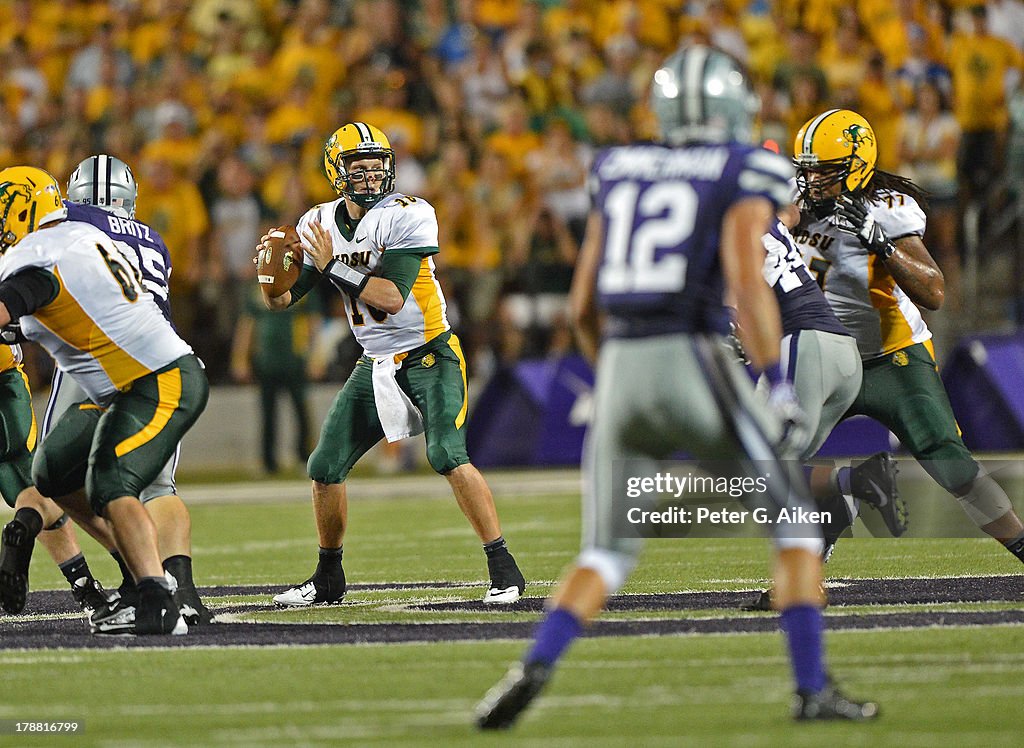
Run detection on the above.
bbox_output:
[0,321,25,345]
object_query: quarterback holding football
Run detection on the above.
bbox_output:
[257,122,526,607]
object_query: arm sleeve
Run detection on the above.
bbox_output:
[379,251,424,301]
[0,268,60,318]
[287,264,324,307]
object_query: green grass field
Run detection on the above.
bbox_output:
[2,474,1023,747]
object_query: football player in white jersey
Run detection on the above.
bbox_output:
[38,154,214,625]
[258,122,526,606]
[791,109,1024,564]
[0,166,209,635]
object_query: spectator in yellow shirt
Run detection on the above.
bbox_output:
[135,156,209,340]
[949,4,1024,202]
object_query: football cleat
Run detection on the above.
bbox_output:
[71,577,117,617]
[134,588,188,636]
[741,588,774,612]
[741,583,829,612]
[794,681,879,721]
[483,554,526,605]
[0,516,37,614]
[476,661,552,730]
[272,573,346,608]
[850,452,907,537]
[90,599,137,636]
[175,588,217,625]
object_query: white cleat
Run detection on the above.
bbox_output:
[272,578,346,608]
[483,585,522,605]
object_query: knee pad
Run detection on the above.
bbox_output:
[576,548,637,595]
[955,467,1013,527]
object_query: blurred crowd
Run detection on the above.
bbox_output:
[1,0,1023,389]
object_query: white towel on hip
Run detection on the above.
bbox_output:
[371,356,424,443]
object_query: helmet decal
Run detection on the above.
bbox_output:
[792,109,878,214]
[0,166,67,252]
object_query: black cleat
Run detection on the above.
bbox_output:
[484,553,526,604]
[71,577,117,616]
[135,587,188,635]
[741,582,828,612]
[0,517,37,614]
[794,681,879,721]
[476,661,552,729]
[89,597,137,636]
[116,578,139,608]
[851,452,907,537]
[742,588,774,611]
[175,587,217,625]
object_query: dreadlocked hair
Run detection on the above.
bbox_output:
[863,170,930,211]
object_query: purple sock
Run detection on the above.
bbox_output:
[780,605,827,693]
[526,608,583,666]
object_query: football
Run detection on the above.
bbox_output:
[255,225,304,298]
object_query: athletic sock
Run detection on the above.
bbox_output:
[12,507,43,538]
[58,553,93,587]
[316,546,343,576]
[834,467,859,521]
[1004,532,1024,563]
[110,550,133,588]
[780,604,827,693]
[483,536,510,558]
[163,555,195,591]
[138,576,171,594]
[526,607,583,666]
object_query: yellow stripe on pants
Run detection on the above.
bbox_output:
[115,368,182,457]
[17,367,37,452]
[448,334,469,429]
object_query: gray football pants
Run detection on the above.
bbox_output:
[782,329,862,461]
[577,333,824,593]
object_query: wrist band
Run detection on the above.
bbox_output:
[324,258,370,297]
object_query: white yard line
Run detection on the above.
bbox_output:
[174,468,582,505]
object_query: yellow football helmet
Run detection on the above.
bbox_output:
[0,166,67,253]
[792,109,877,213]
[322,122,395,208]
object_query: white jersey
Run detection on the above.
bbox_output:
[0,221,192,405]
[792,190,930,359]
[297,192,449,358]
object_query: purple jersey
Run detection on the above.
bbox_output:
[590,142,793,337]
[65,201,172,321]
[762,219,850,338]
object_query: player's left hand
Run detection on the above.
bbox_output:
[766,381,808,456]
[303,220,335,272]
[835,195,895,259]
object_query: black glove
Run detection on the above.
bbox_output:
[836,195,896,259]
[0,321,25,345]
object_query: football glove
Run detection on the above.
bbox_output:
[766,381,808,456]
[835,195,895,259]
[724,323,750,366]
[0,321,25,345]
